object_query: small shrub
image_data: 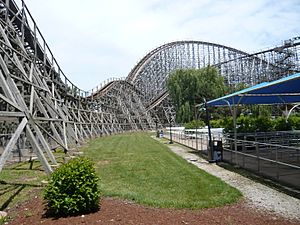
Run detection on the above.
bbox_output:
[254,116,273,132]
[289,115,300,130]
[0,214,7,225]
[222,117,234,133]
[237,115,255,133]
[210,119,224,128]
[44,157,101,216]
[273,117,293,131]
[184,119,205,129]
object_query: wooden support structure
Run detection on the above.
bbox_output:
[0,0,299,173]
[0,0,154,173]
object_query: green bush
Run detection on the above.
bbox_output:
[237,115,255,133]
[221,116,273,133]
[210,114,300,134]
[254,116,273,132]
[222,117,234,133]
[44,157,101,216]
[289,115,300,130]
[184,119,205,129]
[273,117,293,131]
[210,119,224,128]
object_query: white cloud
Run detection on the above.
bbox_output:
[21,0,300,90]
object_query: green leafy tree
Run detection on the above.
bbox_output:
[178,102,191,123]
[167,66,226,123]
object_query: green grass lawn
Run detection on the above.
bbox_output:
[82,132,242,209]
[0,149,67,211]
[0,132,242,211]
[0,161,46,211]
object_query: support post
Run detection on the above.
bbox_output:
[205,100,214,161]
[0,117,27,172]
[233,106,238,165]
[169,115,173,144]
[276,146,279,180]
[195,107,198,151]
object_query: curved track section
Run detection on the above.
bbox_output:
[88,80,154,132]
[127,41,300,104]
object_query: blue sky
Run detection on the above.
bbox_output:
[21,0,300,91]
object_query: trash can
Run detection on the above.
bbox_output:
[159,130,164,138]
[213,140,223,161]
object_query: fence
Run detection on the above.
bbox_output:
[164,128,300,190]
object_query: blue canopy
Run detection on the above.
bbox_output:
[207,72,300,107]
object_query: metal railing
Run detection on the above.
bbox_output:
[163,128,300,190]
[164,128,222,152]
[223,136,300,189]
[86,77,126,97]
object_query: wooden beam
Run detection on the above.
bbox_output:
[0,111,25,117]
[0,117,27,172]
[29,121,58,165]
[0,93,22,111]
[26,125,53,174]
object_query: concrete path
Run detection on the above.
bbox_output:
[157,138,300,221]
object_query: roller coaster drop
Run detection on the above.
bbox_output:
[0,0,299,173]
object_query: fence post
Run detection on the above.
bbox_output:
[256,142,260,172]
[276,146,279,180]
[230,138,233,163]
[191,136,194,148]
[180,131,182,143]
[296,146,300,163]
[188,133,190,147]
[242,136,246,167]
[196,130,198,151]
[199,134,201,151]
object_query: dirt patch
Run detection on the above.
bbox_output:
[96,160,110,166]
[22,177,38,182]
[7,195,300,225]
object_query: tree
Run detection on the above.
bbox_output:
[167,66,226,123]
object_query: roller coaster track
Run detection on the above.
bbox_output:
[147,91,169,112]
[0,0,299,173]
[127,40,300,105]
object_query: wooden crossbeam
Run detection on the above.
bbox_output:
[0,117,27,172]
[0,2,155,174]
[0,111,25,117]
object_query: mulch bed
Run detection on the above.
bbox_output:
[7,196,300,225]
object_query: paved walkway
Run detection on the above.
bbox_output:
[156,138,300,220]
